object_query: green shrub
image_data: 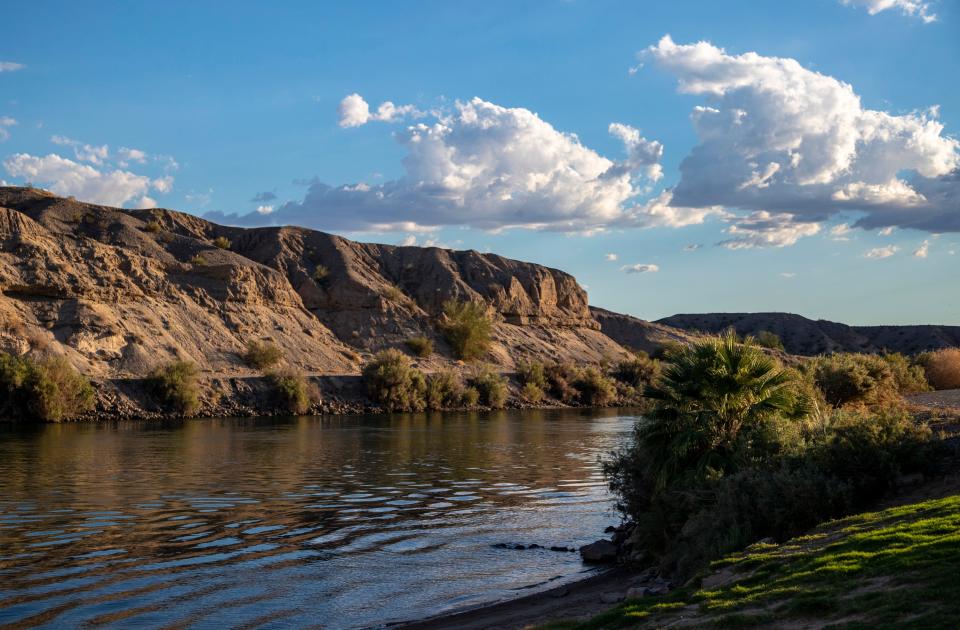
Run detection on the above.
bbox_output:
[755,330,785,351]
[516,359,548,389]
[574,366,616,406]
[425,369,466,410]
[468,365,507,408]
[243,340,283,370]
[521,381,544,403]
[881,352,930,394]
[313,265,330,284]
[143,220,162,233]
[189,254,209,266]
[405,336,434,358]
[268,369,318,414]
[212,236,231,250]
[383,285,405,302]
[440,299,492,361]
[362,349,426,412]
[604,331,940,580]
[612,352,661,389]
[810,353,898,407]
[461,386,480,407]
[148,360,201,415]
[0,354,95,422]
[919,348,960,390]
[544,361,581,403]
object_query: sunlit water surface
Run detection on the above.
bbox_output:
[0,409,637,628]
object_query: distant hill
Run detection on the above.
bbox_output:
[656,312,960,356]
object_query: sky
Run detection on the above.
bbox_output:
[1,0,958,325]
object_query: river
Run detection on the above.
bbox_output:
[0,408,638,628]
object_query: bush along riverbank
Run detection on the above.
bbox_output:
[576,332,960,608]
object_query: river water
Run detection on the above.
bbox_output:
[0,408,638,628]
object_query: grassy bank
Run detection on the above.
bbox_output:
[551,491,960,629]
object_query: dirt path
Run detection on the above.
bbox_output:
[907,388,960,411]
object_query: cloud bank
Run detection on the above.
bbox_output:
[210,96,683,233]
[647,35,959,235]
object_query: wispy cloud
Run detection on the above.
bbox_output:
[620,263,660,274]
[863,245,900,259]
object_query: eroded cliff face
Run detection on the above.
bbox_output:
[0,187,626,383]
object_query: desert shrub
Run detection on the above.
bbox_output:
[189,254,209,266]
[425,370,465,410]
[574,367,617,406]
[143,220,162,233]
[521,382,544,403]
[605,331,939,579]
[440,299,492,361]
[810,353,898,407]
[312,265,330,284]
[212,236,231,250]
[362,349,426,412]
[383,285,405,302]
[919,348,960,390]
[0,354,95,422]
[468,366,507,409]
[881,352,930,394]
[405,336,434,358]
[268,369,318,415]
[148,360,201,415]
[612,352,661,389]
[544,361,581,403]
[243,340,283,370]
[516,359,547,389]
[755,330,785,351]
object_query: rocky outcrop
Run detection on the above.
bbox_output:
[658,312,960,356]
[0,187,630,401]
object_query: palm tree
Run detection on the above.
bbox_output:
[639,331,806,489]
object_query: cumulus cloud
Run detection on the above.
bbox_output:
[117,147,148,165]
[605,253,618,261]
[256,204,274,215]
[51,135,109,164]
[646,36,960,235]
[210,96,670,234]
[841,0,937,22]
[718,211,821,249]
[864,245,900,258]
[621,263,660,274]
[830,223,852,241]
[337,93,424,128]
[0,116,15,142]
[0,62,24,72]
[3,153,172,207]
[913,240,930,258]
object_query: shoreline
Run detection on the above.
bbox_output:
[393,567,641,630]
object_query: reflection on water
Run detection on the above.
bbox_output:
[0,408,637,628]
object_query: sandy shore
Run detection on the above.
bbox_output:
[394,567,642,630]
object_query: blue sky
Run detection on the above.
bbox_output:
[1,0,958,325]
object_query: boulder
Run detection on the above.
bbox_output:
[579,539,618,563]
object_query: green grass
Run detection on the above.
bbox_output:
[550,494,960,629]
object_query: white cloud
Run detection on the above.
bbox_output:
[608,122,663,182]
[117,147,148,165]
[830,223,852,241]
[399,234,417,246]
[863,245,900,258]
[337,93,424,128]
[719,211,821,249]
[152,176,174,193]
[0,62,24,72]
[0,116,15,142]
[136,195,157,209]
[878,226,895,236]
[646,36,960,235]
[605,253,618,261]
[50,135,109,164]
[841,0,937,22]
[620,263,660,274]
[256,204,274,215]
[211,96,668,234]
[913,240,930,258]
[780,272,797,278]
[3,153,171,207]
